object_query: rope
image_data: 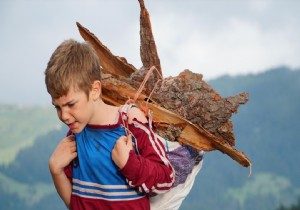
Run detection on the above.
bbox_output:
[132,66,163,104]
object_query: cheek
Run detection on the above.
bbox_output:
[72,104,90,121]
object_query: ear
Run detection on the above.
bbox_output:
[91,80,102,101]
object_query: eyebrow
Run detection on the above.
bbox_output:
[52,100,76,107]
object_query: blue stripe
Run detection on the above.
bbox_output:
[73,183,136,193]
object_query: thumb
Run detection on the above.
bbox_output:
[126,134,132,144]
[127,134,134,149]
[67,135,75,141]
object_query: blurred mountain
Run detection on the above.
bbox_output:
[0,105,60,165]
[0,66,300,210]
[0,127,68,209]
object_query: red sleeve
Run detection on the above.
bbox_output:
[64,164,72,181]
[119,119,175,195]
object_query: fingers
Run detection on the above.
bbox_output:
[126,134,132,144]
[71,151,78,159]
[59,135,77,156]
[70,144,77,152]
[116,135,133,150]
[112,136,132,169]
[120,135,127,143]
[63,135,76,147]
[118,135,132,144]
[126,135,134,149]
[66,135,75,142]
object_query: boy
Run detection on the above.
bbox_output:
[45,39,175,210]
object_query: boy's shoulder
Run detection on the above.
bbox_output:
[121,104,148,124]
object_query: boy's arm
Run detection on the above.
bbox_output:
[49,136,77,209]
[49,168,72,209]
[118,107,175,195]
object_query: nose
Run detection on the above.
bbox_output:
[59,108,70,123]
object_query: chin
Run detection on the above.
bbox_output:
[70,126,84,134]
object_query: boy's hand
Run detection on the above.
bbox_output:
[49,135,77,175]
[112,135,133,169]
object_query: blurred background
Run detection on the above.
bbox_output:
[1,0,299,209]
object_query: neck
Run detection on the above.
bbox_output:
[90,99,119,125]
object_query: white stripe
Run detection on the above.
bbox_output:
[151,188,170,194]
[73,178,130,189]
[157,182,174,188]
[170,171,175,179]
[122,104,170,160]
[132,120,176,187]
[72,192,145,201]
[72,185,139,197]
[141,183,149,193]
[156,135,171,158]
[127,180,134,187]
[146,111,168,160]
[121,105,176,192]
[132,121,169,165]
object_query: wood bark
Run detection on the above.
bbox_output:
[139,0,162,77]
[75,0,251,168]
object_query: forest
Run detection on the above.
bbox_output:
[0,66,299,210]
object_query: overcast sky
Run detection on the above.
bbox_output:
[1,0,300,105]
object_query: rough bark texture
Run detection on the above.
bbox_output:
[76,0,251,168]
[128,68,249,147]
[139,0,162,77]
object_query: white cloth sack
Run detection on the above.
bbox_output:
[150,140,203,210]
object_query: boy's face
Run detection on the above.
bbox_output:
[52,87,94,133]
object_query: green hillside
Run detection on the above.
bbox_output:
[0,172,54,206]
[0,127,68,209]
[0,105,61,164]
[0,66,300,210]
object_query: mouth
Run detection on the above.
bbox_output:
[67,121,77,130]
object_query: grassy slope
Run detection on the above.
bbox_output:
[0,104,61,164]
[0,172,55,206]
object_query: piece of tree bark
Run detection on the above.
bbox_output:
[75,0,251,168]
[139,0,162,78]
[128,68,249,147]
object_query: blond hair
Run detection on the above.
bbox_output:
[45,39,101,99]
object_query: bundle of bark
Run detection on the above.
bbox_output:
[76,0,251,168]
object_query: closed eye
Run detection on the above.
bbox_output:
[67,102,76,108]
